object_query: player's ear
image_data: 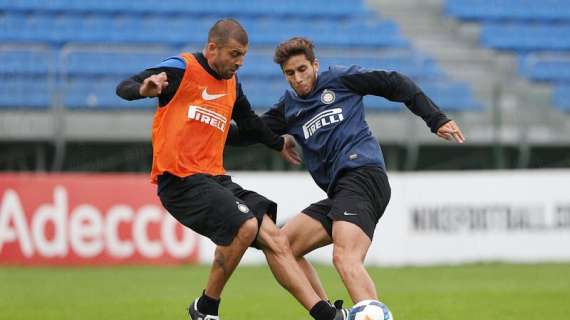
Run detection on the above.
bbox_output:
[205,42,218,56]
[313,58,319,73]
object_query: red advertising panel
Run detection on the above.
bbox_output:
[0,174,200,265]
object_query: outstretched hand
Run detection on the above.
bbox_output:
[436,120,465,143]
[139,72,169,97]
[280,135,302,165]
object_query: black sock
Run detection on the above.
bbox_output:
[310,300,336,320]
[197,290,221,316]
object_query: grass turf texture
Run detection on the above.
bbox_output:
[1,263,569,320]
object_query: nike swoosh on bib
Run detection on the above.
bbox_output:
[202,88,227,101]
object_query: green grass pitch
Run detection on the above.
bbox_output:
[1,263,569,320]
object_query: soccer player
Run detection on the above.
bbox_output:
[116,21,346,320]
[228,37,465,304]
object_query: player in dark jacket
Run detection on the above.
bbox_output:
[229,37,465,305]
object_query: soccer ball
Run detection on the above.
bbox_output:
[348,299,393,320]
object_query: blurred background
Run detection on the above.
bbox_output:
[1,0,569,172]
[1,1,569,319]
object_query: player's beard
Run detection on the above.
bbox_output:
[211,58,235,79]
[299,70,318,96]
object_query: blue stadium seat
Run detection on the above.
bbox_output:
[0,77,51,108]
[519,55,570,82]
[0,50,53,75]
[552,85,570,111]
[446,0,570,22]
[62,51,171,76]
[481,23,570,52]
[0,0,482,111]
[419,81,482,111]
[239,78,289,108]
[446,0,570,112]
[63,78,154,109]
[1,12,408,47]
[0,0,369,18]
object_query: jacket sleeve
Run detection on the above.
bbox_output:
[115,66,184,107]
[339,67,451,133]
[227,96,288,147]
[228,84,285,150]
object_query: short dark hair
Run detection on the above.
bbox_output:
[207,18,248,47]
[273,37,316,67]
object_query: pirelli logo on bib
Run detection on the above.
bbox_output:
[188,105,227,132]
[302,108,344,139]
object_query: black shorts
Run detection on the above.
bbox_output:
[302,166,391,240]
[157,172,277,247]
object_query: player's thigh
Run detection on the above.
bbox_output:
[282,212,332,257]
[332,220,372,262]
[328,166,391,240]
[255,214,288,252]
[158,173,256,246]
[219,176,279,248]
[220,176,277,225]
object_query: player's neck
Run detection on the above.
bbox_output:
[199,50,223,79]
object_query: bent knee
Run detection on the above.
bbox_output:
[281,222,294,238]
[272,232,293,256]
[281,227,301,255]
[288,238,307,258]
[260,228,292,255]
[332,251,343,269]
[332,250,362,270]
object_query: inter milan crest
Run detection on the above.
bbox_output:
[321,89,336,105]
[236,201,250,213]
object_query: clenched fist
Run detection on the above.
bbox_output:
[139,72,169,97]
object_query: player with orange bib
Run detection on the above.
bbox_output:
[116,19,347,320]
